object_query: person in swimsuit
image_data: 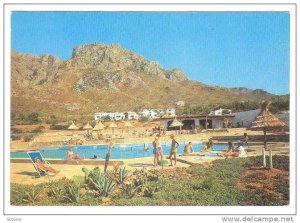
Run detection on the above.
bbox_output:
[184,142,193,154]
[152,138,158,166]
[155,136,164,165]
[34,157,59,174]
[67,148,83,160]
[169,135,179,166]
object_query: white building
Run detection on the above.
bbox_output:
[209,108,232,116]
[140,109,159,119]
[94,112,125,121]
[166,108,176,117]
[175,101,185,107]
[125,112,139,120]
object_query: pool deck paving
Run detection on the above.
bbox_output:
[10,142,289,185]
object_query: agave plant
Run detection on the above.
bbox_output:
[101,177,115,197]
[116,167,130,184]
[89,172,115,197]
[22,187,43,204]
[64,183,85,203]
[122,183,141,198]
[47,180,66,198]
[89,172,106,190]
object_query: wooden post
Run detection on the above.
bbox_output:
[263,128,267,168]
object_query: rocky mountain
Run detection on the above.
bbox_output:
[11,42,276,117]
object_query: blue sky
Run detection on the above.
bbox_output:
[11,12,290,95]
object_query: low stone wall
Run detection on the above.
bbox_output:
[11,158,124,166]
[212,134,289,142]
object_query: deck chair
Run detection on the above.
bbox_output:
[27,151,52,177]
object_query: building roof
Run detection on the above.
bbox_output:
[160,114,235,120]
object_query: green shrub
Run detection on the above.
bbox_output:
[11,134,21,141]
[11,128,23,134]
[16,185,44,205]
[31,126,44,133]
[47,180,67,199]
[50,124,68,130]
[27,112,40,124]
[64,183,85,203]
[122,183,141,198]
[23,134,34,142]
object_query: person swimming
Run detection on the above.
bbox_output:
[184,142,193,154]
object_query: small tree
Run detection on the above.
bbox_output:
[27,112,40,124]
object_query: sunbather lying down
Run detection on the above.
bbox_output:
[34,157,59,174]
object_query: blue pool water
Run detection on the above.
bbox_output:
[10,142,228,160]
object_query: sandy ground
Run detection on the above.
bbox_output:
[10,142,289,185]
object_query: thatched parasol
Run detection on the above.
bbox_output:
[108,122,118,134]
[123,121,133,133]
[83,122,93,134]
[93,121,105,139]
[68,121,79,135]
[250,101,287,169]
[170,118,183,131]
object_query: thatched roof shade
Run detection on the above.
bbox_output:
[250,101,287,130]
[108,122,118,128]
[68,121,79,130]
[83,122,93,130]
[93,121,105,131]
[170,119,183,127]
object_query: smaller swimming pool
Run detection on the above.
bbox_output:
[11,142,228,160]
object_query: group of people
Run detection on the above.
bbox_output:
[217,133,248,159]
[218,141,247,159]
[152,134,181,166]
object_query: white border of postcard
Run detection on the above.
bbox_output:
[2,1,297,216]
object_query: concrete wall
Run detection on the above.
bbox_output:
[232,109,261,127]
[212,118,224,129]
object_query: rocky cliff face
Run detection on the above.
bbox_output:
[11,42,274,116]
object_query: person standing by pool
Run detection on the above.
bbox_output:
[152,137,158,166]
[154,136,164,165]
[169,135,179,166]
[242,133,249,147]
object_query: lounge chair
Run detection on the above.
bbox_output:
[27,151,52,177]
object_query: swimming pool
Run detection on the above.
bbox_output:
[10,142,228,160]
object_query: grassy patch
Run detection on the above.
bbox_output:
[10,156,289,206]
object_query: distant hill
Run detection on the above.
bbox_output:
[11,42,283,117]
